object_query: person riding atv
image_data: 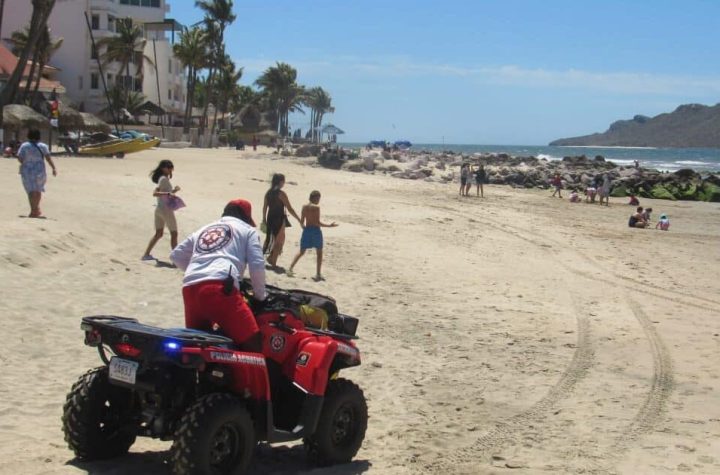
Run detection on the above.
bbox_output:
[170,198,266,352]
[62,198,367,474]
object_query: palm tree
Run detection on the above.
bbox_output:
[211,55,242,136]
[100,86,146,121]
[0,0,56,113]
[97,18,152,108]
[305,87,334,143]
[255,62,305,137]
[10,26,64,102]
[173,26,207,134]
[195,0,236,140]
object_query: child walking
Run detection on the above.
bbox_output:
[142,160,181,261]
[287,190,338,281]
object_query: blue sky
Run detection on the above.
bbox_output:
[170,0,720,144]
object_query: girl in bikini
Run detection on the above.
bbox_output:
[262,173,301,269]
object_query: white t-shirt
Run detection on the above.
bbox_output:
[170,216,266,300]
[17,141,50,163]
[156,175,173,208]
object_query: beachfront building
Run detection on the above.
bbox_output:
[0,0,186,123]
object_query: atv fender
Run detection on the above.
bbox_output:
[292,338,338,395]
[182,347,271,400]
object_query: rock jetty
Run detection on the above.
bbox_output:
[287,145,720,202]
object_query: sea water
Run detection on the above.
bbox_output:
[343,144,720,174]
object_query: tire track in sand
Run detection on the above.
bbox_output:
[419,196,597,473]
[423,316,594,473]
[419,200,719,313]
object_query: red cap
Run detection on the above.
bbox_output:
[225,199,256,227]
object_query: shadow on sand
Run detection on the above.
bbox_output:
[66,444,371,474]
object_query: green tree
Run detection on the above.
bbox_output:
[0,0,56,113]
[10,26,63,102]
[211,55,242,136]
[97,18,152,109]
[305,87,334,143]
[195,0,236,141]
[173,26,207,134]
[255,62,306,137]
[100,86,146,121]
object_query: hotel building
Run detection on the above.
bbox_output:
[1,0,187,122]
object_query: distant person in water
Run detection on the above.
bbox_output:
[287,190,338,281]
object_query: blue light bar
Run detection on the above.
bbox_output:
[164,341,181,351]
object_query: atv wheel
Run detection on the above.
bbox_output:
[62,367,138,460]
[304,378,368,466]
[171,393,255,475]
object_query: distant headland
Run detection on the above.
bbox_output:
[550,103,720,148]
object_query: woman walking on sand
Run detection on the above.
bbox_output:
[16,129,57,218]
[599,174,612,206]
[459,163,470,196]
[142,160,182,261]
[262,173,301,269]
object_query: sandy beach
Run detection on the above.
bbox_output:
[1,147,719,474]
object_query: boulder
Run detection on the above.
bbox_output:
[610,183,628,197]
[700,180,720,202]
[363,155,376,171]
[673,168,701,180]
[650,184,676,200]
[295,144,322,157]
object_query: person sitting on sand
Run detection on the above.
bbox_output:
[656,213,670,231]
[642,207,653,222]
[628,194,640,206]
[585,185,597,203]
[569,189,581,203]
[287,190,338,281]
[628,206,649,228]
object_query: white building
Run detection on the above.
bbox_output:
[1,0,187,122]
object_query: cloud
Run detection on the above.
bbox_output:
[234,55,720,97]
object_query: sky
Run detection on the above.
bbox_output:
[169,0,720,145]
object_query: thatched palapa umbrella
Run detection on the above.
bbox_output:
[2,104,49,130]
[79,112,110,133]
[57,103,84,130]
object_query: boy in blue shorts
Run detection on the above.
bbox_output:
[287,190,338,280]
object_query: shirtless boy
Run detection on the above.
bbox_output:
[287,191,338,280]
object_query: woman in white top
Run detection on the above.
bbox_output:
[16,129,57,218]
[142,160,181,261]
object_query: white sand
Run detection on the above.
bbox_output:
[1,147,719,474]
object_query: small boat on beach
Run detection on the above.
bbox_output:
[78,136,161,158]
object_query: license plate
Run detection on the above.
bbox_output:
[109,357,139,385]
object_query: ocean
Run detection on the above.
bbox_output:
[342,144,720,174]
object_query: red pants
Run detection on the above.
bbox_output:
[182,281,259,344]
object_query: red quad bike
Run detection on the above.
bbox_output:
[62,282,367,474]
